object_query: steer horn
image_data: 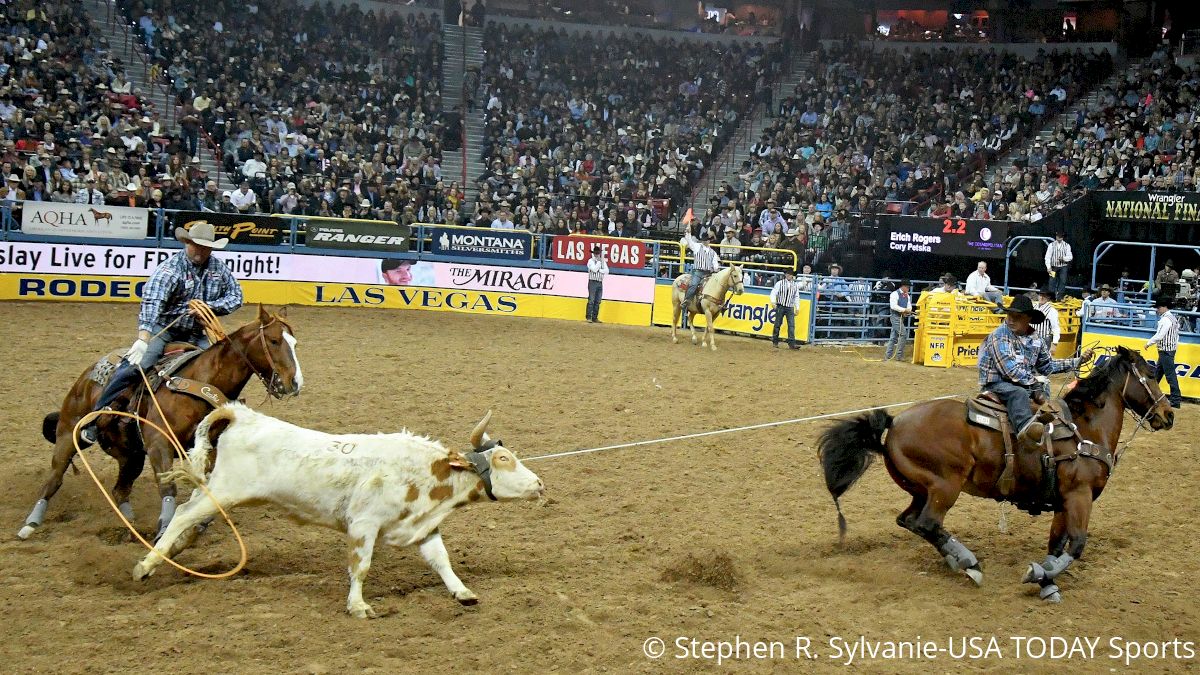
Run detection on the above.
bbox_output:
[470,410,493,449]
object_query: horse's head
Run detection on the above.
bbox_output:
[728,265,745,295]
[1117,346,1174,430]
[238,305,304,399]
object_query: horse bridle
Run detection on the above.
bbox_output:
[1114,368,1168,461]
[224,318,290,399]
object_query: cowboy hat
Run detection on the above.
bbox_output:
[1002,295,1046,324]
[1036,284,1055,298]
[1153,295,1174,309]
[175,221,229,249]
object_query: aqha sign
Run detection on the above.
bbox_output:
[549,235,646,270]
[21,203,150,240]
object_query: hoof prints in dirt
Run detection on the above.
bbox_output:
[661,550,741,591]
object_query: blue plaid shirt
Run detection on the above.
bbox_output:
[978,322,1078,388]
[138,252,243,333]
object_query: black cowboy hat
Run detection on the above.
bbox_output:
[898,279,912,287]
[1164,258,1175,268]
[1037,284,1055,298]
[1003,295,1047,324]
[1154,295,1174,309]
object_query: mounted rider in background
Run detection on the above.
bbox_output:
[679,231,722,311]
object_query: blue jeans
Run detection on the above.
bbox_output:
[683,269,707,306]
[984,381,1035,432]
[94,327,210,410]
[1049,266,1068,298]
[1154,350,1183,406]
[884,313,908,360]
[586,279,603,321]
[771,304,795,346]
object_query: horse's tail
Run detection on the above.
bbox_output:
[42,412,59,443]
[817,409,893,542]
[160,405,237,487]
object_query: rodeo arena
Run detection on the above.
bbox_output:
[3,0,1200,671]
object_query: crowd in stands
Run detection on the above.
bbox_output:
[117,0,464,222]
[998,47,1200,210]
[0,0,208,210]
[491,0,781,36]
[685,41,1111,273]
[473,22,784,235]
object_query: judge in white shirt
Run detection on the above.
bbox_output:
[585,245,608,323]
[965,261,1005,309]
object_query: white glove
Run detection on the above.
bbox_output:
[125,338,149,366]
[1034,375,1050,385]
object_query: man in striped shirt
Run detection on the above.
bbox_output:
[585,245,609,323]
[1145,296,1183,408]
[1034,287,1061,358]
[1044,231,1073,300]
[770,268,803,349]
[978,295,1093,447]
[680,231,722,310]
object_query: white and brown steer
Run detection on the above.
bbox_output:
[133,403,544,618]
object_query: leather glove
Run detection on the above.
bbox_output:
[125,338,149,366]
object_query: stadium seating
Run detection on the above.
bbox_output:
[475,22,784,234]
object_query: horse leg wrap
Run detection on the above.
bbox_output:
[1039,582,1063,602]
[25,499,49,527]
[939,537,979,571]
[118,501,135,522]
[194,516,215,535]
[155,496,176,540]
[1023,553,1074,584]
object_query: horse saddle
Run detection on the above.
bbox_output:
[88,343,205,390]
[965,393,1076,442]
[966,392,1078,504]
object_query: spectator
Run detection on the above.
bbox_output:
[229,181,257,213]
[965,261,1005,308]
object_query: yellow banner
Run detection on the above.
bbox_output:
[650,283,812,342]
[1081,329,1200,399]
[0,273,651,326]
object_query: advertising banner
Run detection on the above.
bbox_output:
[20,202,150,240]
[1082,327,1200,399]
[881,216,1008,259]
[1095,191,1200,223]
[303,219,411,252]
[650,282,813,342]
[171,211,287,245]
[548,235,648,270]
[429,227,532,260]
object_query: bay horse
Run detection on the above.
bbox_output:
[818,347,1174,603]
[18,305,303,541]
[670,265,745,351]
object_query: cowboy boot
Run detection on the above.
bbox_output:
[1017,419,1045,448]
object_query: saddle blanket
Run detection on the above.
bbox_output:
[88,344,204,389]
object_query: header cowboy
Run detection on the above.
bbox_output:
[977,295,1094,447]
[81,222,244,444]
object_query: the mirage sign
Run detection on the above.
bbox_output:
[429,227,533,261]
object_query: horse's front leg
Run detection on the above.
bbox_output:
[1023,488,1090,603]
[671,301,680,344]
[150,440,179,541]
[689,311,699,345]
[707,311,718,351]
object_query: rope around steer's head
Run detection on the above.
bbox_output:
[71,366,247,580]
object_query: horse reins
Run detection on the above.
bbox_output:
[185,300,288,400]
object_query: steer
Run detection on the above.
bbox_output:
[133,403,544,618]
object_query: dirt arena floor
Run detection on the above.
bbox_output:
[0,302,1196,674]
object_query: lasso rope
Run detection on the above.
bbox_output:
[71,303,247,579]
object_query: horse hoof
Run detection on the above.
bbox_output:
[16,524,37,540]
[964,566,984,586]
[132,562,153,581]
[455,589,479,606]
[1022,563,1044,584]
[672,337,678,344]
[1038,583,1062,602]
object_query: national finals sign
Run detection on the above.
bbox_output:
[1098,191,1200,223]
[882,216,1008,259]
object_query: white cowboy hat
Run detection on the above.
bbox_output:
[175,221,229,249]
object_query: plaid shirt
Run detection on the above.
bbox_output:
[978,322,1079,388]
[138,252,243,333]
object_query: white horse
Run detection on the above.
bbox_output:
[670,265,745,351]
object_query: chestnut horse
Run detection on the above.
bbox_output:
[669,265,745,351]
[818,347,1174,603]
[18,306,303,541]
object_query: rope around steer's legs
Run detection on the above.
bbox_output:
[70,367,247,580]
